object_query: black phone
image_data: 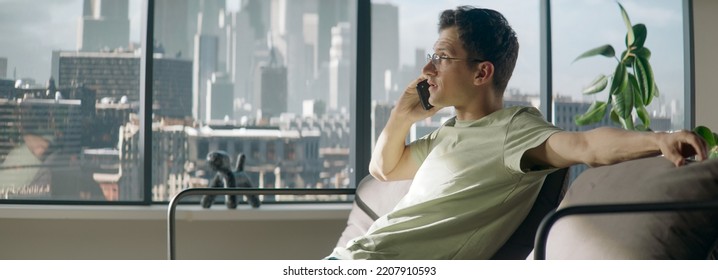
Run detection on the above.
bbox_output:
[416,79,434,110]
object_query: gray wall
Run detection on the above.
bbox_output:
[694,0,718,131]
[0,214,347,260]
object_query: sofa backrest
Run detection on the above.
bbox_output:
[335,168,569,259]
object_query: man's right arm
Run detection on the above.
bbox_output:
[369,114,419,181]
[369,77,441,181]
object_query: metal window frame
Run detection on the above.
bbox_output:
[683,0,695,129]
[139,0,155,204]
[352,0,372,188]
[540,0,553,122]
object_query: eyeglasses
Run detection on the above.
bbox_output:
[426,53,485,68]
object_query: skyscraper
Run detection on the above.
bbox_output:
[227,9,255,116]
[77,0,130,52]
[207,73,234,121]
[54,51,192,118]
[193,32,219,123]
[154,0,195,59]
[371,3,399,102]
[153,58,193,119]
[0,57,7,79]
[198,0,225,37]
[55,51,140,101]
[255,48,287,120]
[0,80,14,99]
[329,22,351,112]
[317,0,349,69]
[258,66,288,119]
[244,0,271,41]
[191,0,226,123]
[269,0,313,115]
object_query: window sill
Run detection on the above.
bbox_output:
[0,203,352,221]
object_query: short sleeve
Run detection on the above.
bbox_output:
[408,127,440,166]
[504,107,563,174]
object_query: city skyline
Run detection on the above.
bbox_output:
[1,1,685,105]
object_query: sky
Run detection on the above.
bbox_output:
[0,0,684,111]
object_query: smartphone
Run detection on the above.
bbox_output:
[416,79,434,110]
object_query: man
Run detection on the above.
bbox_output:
[328,6,706,260]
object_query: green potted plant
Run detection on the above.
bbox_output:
[573,2,655,131]
[573,2,717,159]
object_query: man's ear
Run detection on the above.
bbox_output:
[473,62,494,86]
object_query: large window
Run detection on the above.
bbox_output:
[0,0,143,202]
[552,0,687,181]
[151,0,356,202]
[0,0,693,204]
[369,0,541,146]
[552,0,686,131]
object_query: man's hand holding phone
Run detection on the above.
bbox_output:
[392,77,441,124]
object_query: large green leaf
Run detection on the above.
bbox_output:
[635,93,651,130]
[631,73,645,108]
[629,24,647,49]
[635,55,656,105]
[582,74,608,94]
[634,57,649,105]
[618,2,635,47]
[575,101,608,126]
[613,72,635,119]
[634,47,651,60]
[610,108,621,125]
[624,113,635,130]
[574,45,616,62]
[610,62,628,96]
[694,126,717,147]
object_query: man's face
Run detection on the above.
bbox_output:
[422,26,479,108]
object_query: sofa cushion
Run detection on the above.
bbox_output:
[542,157,718,259]
[335,176,412,247]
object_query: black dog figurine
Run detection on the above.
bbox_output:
[201,151,261,209]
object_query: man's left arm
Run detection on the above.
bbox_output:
[523,127,708,169]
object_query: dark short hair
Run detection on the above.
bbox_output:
[439,6,519,93]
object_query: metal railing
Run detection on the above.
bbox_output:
[167,187,356,260]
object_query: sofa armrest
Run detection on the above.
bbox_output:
[534,157,718,260]
[534,199,718,260]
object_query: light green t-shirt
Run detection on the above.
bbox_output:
[331,106,563,259]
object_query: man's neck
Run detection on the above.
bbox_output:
[454,89,504,121]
